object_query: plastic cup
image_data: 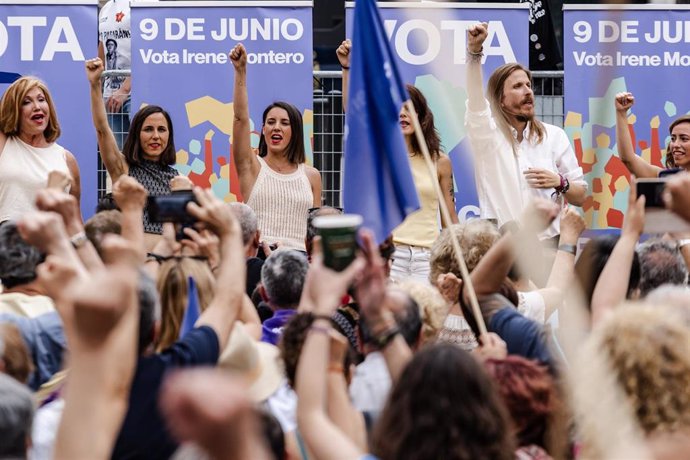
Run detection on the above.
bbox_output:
[312,214,363,271]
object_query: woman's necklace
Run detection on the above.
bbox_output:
[265,156,295,173]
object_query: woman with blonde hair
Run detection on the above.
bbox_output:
[574,302,690,458]
[156,257,216,351]
[0,77,81,222]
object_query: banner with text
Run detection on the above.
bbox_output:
[346,2,529,220]
[0,1,97,218]
[564,5,690,229]
[132,1,313,202]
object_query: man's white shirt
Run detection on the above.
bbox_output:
[465,100,586,239]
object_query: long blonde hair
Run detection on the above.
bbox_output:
[0,76,61,142]
[156,257,215,351]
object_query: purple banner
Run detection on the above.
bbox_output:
[565,5,690,229]
[0,2,98,218]
[346,2,529,221]
[131,1,313,203]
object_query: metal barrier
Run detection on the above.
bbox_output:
[99,70,565,207]
[311,70,565,207]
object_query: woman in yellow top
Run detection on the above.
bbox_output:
[337,40,458,283]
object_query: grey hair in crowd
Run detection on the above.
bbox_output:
[229,202,258,247]
[0,222,44,289]
[0,373,34,458]
[645,285,690,326]
[636,239,688,297]
[261,249,308,309]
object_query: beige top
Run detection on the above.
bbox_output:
[0,292,55,318]
[393,154,440,248]
[246,156,312,251]
[0,136,70,222]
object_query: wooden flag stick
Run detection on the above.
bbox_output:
[404,99,488,337]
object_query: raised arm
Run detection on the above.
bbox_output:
[296,239,365,460]
[591,181,645,326]
[541,207,585,318]
[336,39,351,113]
[356,231,413,383]
[325,329,368,451]
[160,369,272,460]
[187,187,246,352]
[615,92,661,179]
[35,189,103,272]
[472,200,559,296]
[229,44,260,200]
[466,23,489,113]
[54,236,140,460]
[112,176,148,263]
[18,211,89,282]
[85,58,128,183]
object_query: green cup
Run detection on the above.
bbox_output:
[312,214,363,271]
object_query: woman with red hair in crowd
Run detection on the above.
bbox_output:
[483,355,567,459]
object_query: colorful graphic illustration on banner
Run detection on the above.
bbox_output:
[346,3,529,220]
[0,3,98,218]
[132,2,313,203]
[564,6,690,229]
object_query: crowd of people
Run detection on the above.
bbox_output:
[1,11,690,460]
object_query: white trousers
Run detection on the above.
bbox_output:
[390,244,431,285]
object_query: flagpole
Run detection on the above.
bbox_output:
[404,100,488,338]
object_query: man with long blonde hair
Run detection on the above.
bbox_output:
[465,23,586,243]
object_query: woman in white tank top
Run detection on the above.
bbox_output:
[229,44,322,252]
[0,77,81,223]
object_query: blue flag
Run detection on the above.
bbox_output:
[342,0,420,244]
[179,276,200,339]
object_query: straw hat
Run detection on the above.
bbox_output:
[218,322,284,402]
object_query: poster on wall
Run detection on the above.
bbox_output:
[345,2,529,221]
[0,1,98,218]
[131,1,313,202]
[564,5,690,230]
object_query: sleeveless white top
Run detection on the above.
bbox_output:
[0,136,70,222]
[246,156,312,251]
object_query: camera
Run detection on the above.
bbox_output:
[635,178,667,208]
[636,177,690,233]
[147,191,197,224]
